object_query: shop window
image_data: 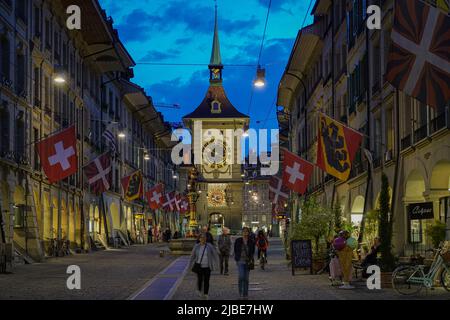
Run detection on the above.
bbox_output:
[409,219,423,244]
[13,205,25,228]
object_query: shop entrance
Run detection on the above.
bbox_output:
[209,212,224,236]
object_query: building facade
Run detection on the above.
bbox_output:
[0,0,177,262]
[278,0,450,256]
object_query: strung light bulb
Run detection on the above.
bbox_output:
[253,66,266,88]
[144,153,150,161]
[118,131,126,139]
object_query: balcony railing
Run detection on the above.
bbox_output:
[430,112,446,134]
[414,124,428,143]
[401,135,412,150]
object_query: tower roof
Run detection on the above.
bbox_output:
[183,85,249,120]
[183,1,248,121]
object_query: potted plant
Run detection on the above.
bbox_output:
[426,220,446,249]
[378,173,396,288]
[289,197,333,273]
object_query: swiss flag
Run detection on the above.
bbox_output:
[163,192,177,211]
[84,153,112,194]
[146,184,164,210]
[282,150,314,195]
[176,194,190,214]
[269,176,289,206]
[36,126,78,184]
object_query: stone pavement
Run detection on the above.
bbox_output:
[0,243,174,300]
[171,238,450,300]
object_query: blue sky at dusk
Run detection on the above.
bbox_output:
[98,0,313,130]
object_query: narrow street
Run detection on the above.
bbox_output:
[0,240,449,300]
[171,238,449,300]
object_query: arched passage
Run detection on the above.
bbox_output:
[110,203,120,232]
[405,170,427,245]
[351,195,365,226]
[430,160,450,240]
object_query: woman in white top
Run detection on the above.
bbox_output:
[190,232,219,299]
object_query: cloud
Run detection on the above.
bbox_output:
[140,49,181,61]
[115,2,260,44]
[115,9,167,41]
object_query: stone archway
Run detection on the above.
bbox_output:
[351,195,365,226]
[0,181,10,243]
[405,170,427,246]
[430,160,450,240]
[110,203,120,233]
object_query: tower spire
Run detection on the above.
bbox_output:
[209,0,223,85]
[210,0,222,66]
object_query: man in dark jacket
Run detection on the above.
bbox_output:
[234,227,255,300]
[218,228,232,275]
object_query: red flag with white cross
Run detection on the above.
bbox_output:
[84,153,112,194]
[176,194,190,214]
[36,126,78,184]
[385,0,450,109]
[163,192,177,212]
[282,150,314,195]
[269,176,289,206]
[146,184,164,210]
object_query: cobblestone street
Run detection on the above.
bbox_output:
[0,244,174,300]
[171,238,450,301]
[1,239,449,300]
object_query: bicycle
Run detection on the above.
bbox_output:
[260,250,267,270]
[392,245,450,295]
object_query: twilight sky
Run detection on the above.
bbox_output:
[98,0,313,130]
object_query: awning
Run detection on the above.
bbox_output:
[277,22,323,109]
[61,0,135,72]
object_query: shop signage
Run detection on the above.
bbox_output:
[408,202,434,220]
[291,240,313,276]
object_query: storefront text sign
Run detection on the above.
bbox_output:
[408,202,434,220]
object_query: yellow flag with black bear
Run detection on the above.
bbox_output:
[121,170,143,201]
[316,113,363,181]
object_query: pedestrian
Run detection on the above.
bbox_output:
[218,227,232,275]
[234,227,255,300]
[197,226,214,244]
[148,227,153,243]
[189,232,219,300]
[256,230,269,263]
[336,230,355,289]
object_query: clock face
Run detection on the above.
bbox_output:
[202,139,228,170]
[208,189,226,207]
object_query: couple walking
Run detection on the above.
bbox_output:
[189,227,255,300]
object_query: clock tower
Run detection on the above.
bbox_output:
[183,2,249,233]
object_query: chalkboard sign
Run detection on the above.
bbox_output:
[291,240,313,275]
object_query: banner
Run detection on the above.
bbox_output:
[317,113,363,181]
[121,171,143,202]
[385,0,450,109]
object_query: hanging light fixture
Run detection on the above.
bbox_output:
[253,65,266,88]
[53,65,67,84]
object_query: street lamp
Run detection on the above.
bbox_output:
[53,66,67,84]
[253,65,266,88]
